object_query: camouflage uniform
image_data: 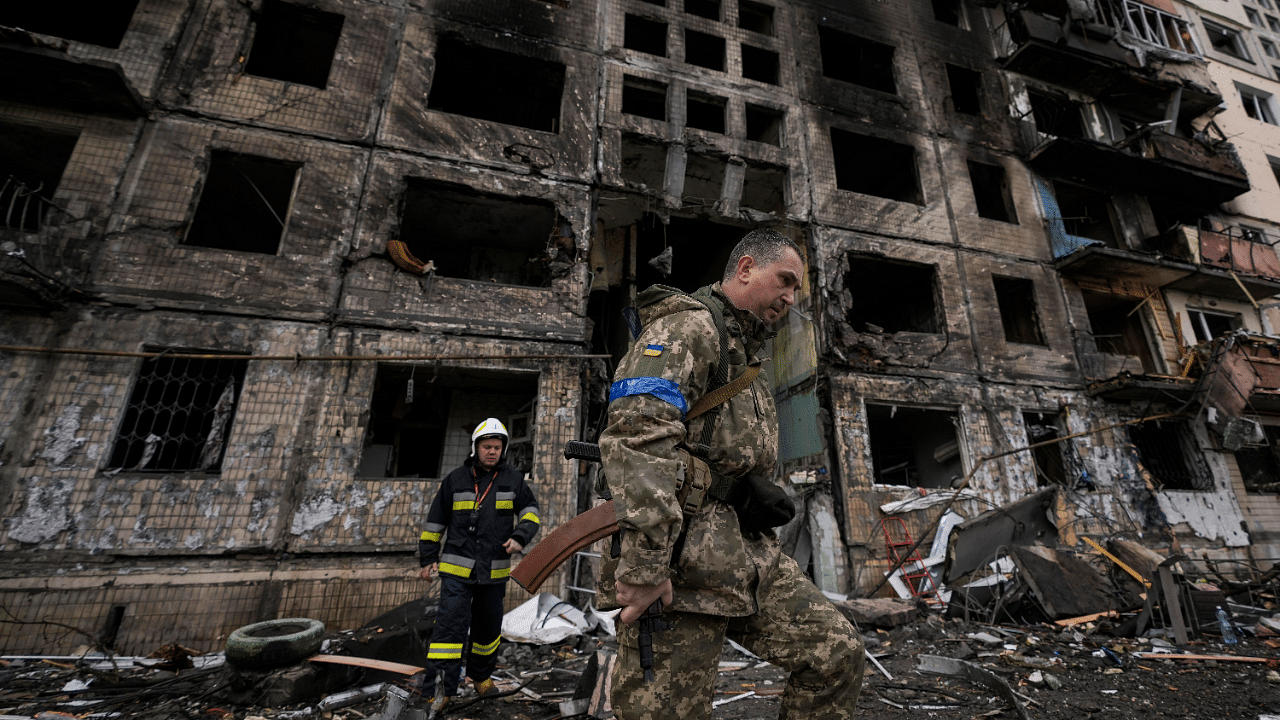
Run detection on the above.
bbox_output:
[599,283,864,720]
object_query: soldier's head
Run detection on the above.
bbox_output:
[471,417,509,471]
[721,229,805,324]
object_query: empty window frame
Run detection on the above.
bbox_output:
[1235,425,1280,493]
[1203,20,1250,59]
[1270,15,1280,33]
[1241,88,1278,124]
[967,160,1018,223]
[830,129,922,204]
[818,26,896,94]
[1271,156,1280,191]
[1187,308,1240,342]
[0,121,80,233]
[866,404,964,488]
[740,163,787,214]
[427,36,566,133]
[1024,412,1069,487]
[244,0,344,89]
[620,134,668,191]
[622,75,667,121]
[932,0,965,27]
[1128,420,1211,490]
[1052,181,1118,246]
[1081,290,1159,373]
[185,150,300,254]
[684,0,719,21]
[108,352,247,473]
[738,1,774,35]
[1248,7,1265,26]
[1264,38,1280,59]
[625,14,668,56]
[685,28,726,70]
[741,44,780,84]
[946,64,982,115]
[686,90,726,133]
[745,103,784,145]
[0,0,139,48]
[845,256,940,334]
[992,275,1046,345]
[398,179,559,287]
[1028,90,1086,138]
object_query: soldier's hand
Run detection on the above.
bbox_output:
[418,563,438,581]
[616,578,673,624]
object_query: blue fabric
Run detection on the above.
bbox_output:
[609,377,689,417]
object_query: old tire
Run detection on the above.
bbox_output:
[226,618,325,671]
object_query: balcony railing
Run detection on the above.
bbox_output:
[1197,225,1280,281]
[1095,0,1201,57]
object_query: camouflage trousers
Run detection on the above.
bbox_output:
[612,554,864,720]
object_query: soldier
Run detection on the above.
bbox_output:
[598,228,864,720]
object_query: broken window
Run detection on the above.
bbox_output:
[1203,20,1250,59]
[185,150,299,254]
[360,365,537,479]
[684,29,725,70]
[1028,90,1086,139]
[818,26,896,94]
[993,276,1045,345]
[1235,425,1280,493]
[866,404,964,488]
[741,164,787,214]
[0,121,79,233]
[931,0,965,27]
[1128,420,1211,491]
[1052,181,1118,246]
[967,160,1018,224]
[398,179,559,287]
[686,90,726,133]
[1241,88,1278,125]
[830,129,922,205]
[845,256,939,334]
[738,1,774,35]
[0,0,139,49]
[946,64,982,115]
[683,153,724,205]
[1023,412,1069,487]
[625,14,668,57]
[427,36,566,133]
[620,134,668,190]
[631,214,745,290]
[1081,290,1158,373]
[108,352,247,473]
[745,103,784,145]
[1187,308,1240,342]
[245,0,344,89]
[622,75,668,121]
[684,0,719,21]
[741,44,780,84]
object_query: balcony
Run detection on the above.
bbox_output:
[0,29,146,117]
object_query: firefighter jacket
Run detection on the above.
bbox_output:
[419,458,541,584]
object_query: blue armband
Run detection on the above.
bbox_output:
[609,377,689,418]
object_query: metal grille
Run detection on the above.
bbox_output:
[1128,420,1212,491]
[107,353,247,472]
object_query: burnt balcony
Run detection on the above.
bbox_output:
[0,28,146,118]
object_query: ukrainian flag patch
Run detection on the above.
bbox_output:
[643,344,664,356]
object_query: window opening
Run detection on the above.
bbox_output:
[1271,156,1280,192]
[632,214,745,291]
[620,134,668,190]
[683,153,725,206]
[622,75,667,121]
[867,404,963,488]
[398,179,559,287]
[741,164,787,214]
[1235,425,1280,493]
[107,352,247,473]
[1024,412,1069,487]
[845,256,939,334]
[684,29,725,70]
[993,275,1045,345]
[818,26,896,94]
[0,0,139,49]
[624,14,668,56]
[427,36,566,133]
[1203,20,1250,59]
[1128,420,1211,490]
[1052,181,1118,247]
[686,90,726,133]
[745,103,784,145]
[1264,38,1279,59]
[738,1,774,35]
[1270,15,1280,32]
[946,64,982,115]
[1028,90,1086,138]
[185,150,299,254]
[1242,89,1278,124]
[741,44,780,84]
[684,0,720,21]
[1082,290,1158,373]
[968,160,1018,224]
[830,128,921,205]
[245,0,344,89]
[932,0,965,27]
[1187,308,1240,342]
[1248,7,1264,26]
[0,121,79,233]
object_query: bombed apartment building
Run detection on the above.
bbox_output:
[3,0,1280,656]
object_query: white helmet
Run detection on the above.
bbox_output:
[471,417,509,458]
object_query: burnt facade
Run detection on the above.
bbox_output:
[3,0,1280,655]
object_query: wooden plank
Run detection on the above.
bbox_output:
[1083,537,1150,588]
[1132,653,1271,663]
[1053,610,1119,627]
[1158,565,1189,645]
[309,654,423,675]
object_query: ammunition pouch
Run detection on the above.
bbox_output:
[677,449,795,533]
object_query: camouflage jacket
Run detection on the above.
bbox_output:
[598,282,782,616]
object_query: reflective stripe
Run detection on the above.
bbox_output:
[440,563,472,578]
[495,500,514,510]
[421,530,442,542]
[428,642,464,660]
[472,637,501,656]
[490,566,511,579]
[452,500,477,511]
[609,377,688,417]
[425,522,446,533]
[490,558,511,571]
[519,506,540,524]
[441,554,475,569]
[496,491,516,502]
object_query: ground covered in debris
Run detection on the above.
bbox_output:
[5,613,1280,720]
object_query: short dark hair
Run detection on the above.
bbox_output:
[722,229,803,283]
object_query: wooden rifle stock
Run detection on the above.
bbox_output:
[511,500,618,594]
